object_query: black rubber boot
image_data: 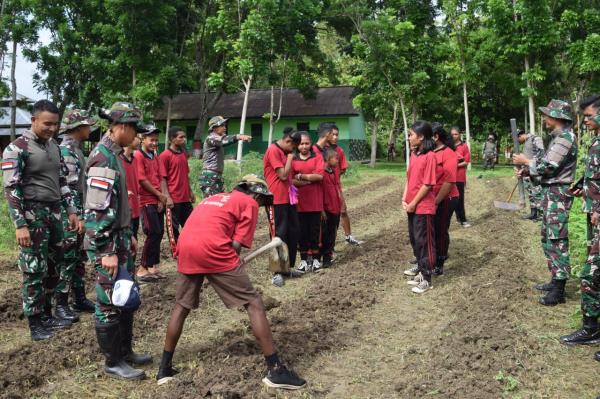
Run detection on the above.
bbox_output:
[534,278,554,292]
[28,315,53,341]
[55,292,80,322]
[41,303,72,330]
[560,317,600,345]
[72,287,95,313]
[120,311,152,365]
[96,321,146,380]
[434,258,445,276]
[539,279,566,306]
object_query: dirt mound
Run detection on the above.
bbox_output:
[0,287,24,324]
[343,175,398,198]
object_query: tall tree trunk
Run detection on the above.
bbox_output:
[0,0,7,68]
[400,96,410,169]
[236,75,252,161]
[132,67,136,87]
[267,79,284,145]
[524,107,528,134]
[524,56,535,136]
[462,79,471,170]
[165,97,172,151]
[10,39,17,141]
[388,101,398,145]
[268,85,274,144]
[411,101,418,123]
[369,121,378,168]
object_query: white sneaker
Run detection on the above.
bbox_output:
[407,272,424,286]
[298,260,309,273]
[271,274,284,287]
[411,280,432,294]
[312,259,322,273]
[345,235,364,246]
[461,222,472,228]
[404,265,419,276]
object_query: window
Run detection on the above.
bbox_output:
[297,122,310,132]
[251,123,263,138]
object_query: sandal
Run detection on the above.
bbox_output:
[137,274,159,283]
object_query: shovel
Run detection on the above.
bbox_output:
[494,181,524,211]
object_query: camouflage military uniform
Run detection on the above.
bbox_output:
[529,126,577,280]
[84,133,135,323]
[200,117,240,197]
[482,140,497,169]
[522,134,545,210]
[2,130,76,317]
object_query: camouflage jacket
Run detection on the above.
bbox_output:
[60,135,87,219]
[2,130,76,228]
[583,135,600,213]
[202,133,239,174]
[84,133,131,257]
[483,141,497,156]
[529,126,577,185]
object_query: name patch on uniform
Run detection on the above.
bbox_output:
[1,161,15,170]
[90,178,111,191]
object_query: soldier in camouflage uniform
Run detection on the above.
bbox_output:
[482,134,497,170]
[2,100,79,341]
[513,99,578,306]
[86,102,151,380]
[200,116,251,197]
[517,129,545,221]
[58,109,97,314]
[560,94,600,352]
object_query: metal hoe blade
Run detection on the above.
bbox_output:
[493,200,524,211]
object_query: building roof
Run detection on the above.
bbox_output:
[154,86,360,121]
[0,107,31,136]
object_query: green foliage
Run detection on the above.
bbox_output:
[495,370,520,393]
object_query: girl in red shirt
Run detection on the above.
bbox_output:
[320,149,342,268]
[292,133,325,272]
[119,135,141,240]
[402,121,437,294]
[451,126,471,227]
[431,123,459,276]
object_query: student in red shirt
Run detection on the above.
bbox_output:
[451,126,472,227]
[159,127,195,241]
[119,135,141,240]
[292,132,324,272]
[320,149,342,268]
[431,123,459,276]
[134,125,168,281]
[402,121,437,294]
[263,128,303,286]
[156,176,306,390]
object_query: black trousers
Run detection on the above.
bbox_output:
[274,204,300,269]
[131,217,140,241]
[455,182,467,223]
[435,197,458,261]
[171,202,194,241]
[298,211,321,260]
[320,212,340,261]
[407,213,436,282]
[141,204,165,267]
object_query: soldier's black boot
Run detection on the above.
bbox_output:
[72,287,95,313]
[120,311,152,365]
[539,279,566,306]
[434,258,444,276]
[522,207,537,220]
[594,351,600,362]
[534,277,554,291]
[560,316,600,345]
[55,292,80,322]
[41,303,72,331]
[28,315,53,341]
[96,320,146,380]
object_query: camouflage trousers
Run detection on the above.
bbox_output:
[483,154,495,169]
[87,229,135,323]
[524,176,543,210]
[18,201,64,317]
[199,170,224,198]
[55,209,87,294]
[581,221,600,317]
[540,185,573,280]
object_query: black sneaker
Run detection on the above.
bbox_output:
[262,364,306,390]
[156,365,179,386]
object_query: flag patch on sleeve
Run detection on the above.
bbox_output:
[1,161,15,170]
[90,178,111,190]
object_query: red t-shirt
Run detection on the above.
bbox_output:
[292,153,325,212]
[134,149,162,206]
[433,146,460,199]
[176,190,258,274]
[119,153,140,219]
[406,152,437,215]
[263,143,290,205]
[331,145,349,172]
[455,142,470,183]
[322,167,342,214]
[159,148,191,204]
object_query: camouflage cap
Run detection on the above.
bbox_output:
[139,123,160,136]
[237,174,273,201]
[539,99,573,121]
[208,116,228,131]
[99,101,143,125]
[59,108,97,134]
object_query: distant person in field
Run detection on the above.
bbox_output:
[119,135,141,240]
[402,121,437,294]
[387,141,396,161]
[200,116,251,197]
[159,126,195,241]
[482,134,497,170]
[134,124,167,282]
[156,175,306,390]
[451,127,471,227]
[320,149,343,268]
[292,132,324,273]
[517,129,545,222]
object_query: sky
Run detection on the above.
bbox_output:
[4,29,50,100]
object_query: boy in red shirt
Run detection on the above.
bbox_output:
[263,128,303,286]
[119,135,141,240]
[134,125,168,281]
[451,126,472,227]
[320,149,342,267]
[159,126,195,241]
[156,176,306,390]
[292,132,324,272]
[402,121,437,294]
